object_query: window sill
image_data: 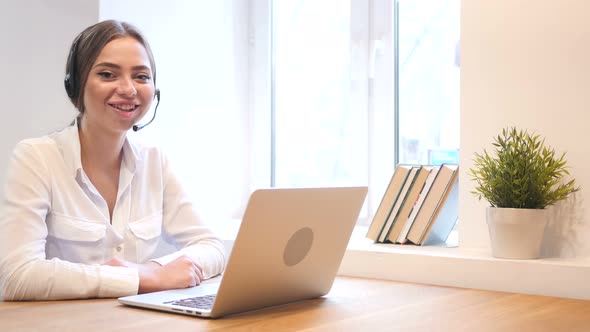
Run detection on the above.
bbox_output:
[213,222,590,300]
[340,226,590,300]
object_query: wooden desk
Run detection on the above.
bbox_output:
[1,277,589,332]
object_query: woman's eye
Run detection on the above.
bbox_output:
[136,74,151,81]
[98,72,114,79]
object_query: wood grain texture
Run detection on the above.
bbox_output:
[1,277,589,332]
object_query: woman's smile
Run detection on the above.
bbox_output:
[109,101,139,111]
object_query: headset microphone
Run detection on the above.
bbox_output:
[133,89,161,132]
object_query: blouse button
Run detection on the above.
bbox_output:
[116,246,122,252]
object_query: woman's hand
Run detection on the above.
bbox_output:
[142,255,204,293]
[102,255,204,293]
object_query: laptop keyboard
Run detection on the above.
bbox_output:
[163,294,217,310]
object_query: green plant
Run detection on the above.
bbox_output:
[469,127,580,209]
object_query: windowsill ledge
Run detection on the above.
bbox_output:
[214,222,590,300]
[340,227,590,300]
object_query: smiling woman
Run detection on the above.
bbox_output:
[0,20,226,301]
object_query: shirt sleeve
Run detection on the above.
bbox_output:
[0,142,139,301]
[151,152,227,279]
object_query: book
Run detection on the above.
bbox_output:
[420,176,459,245]
[406,164,459,245]
[385,165,434,244]
[366,165,414,242]
[397,165,441,241]
[377,166,420,243]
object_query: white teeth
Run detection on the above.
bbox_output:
[112,104,136,111]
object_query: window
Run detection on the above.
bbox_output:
[253,0,460,225]
[397,0,460,165]
[271,1,368,189]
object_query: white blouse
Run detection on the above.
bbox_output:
[0,125,226,300]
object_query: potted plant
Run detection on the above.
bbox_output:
[469,127,580,259]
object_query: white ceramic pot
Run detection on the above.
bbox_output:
[486,207,547,259]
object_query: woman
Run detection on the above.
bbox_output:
[0,20,226,300]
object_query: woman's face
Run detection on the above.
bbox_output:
[82,36,155,134]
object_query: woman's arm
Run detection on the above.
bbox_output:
[103,256,204,293]
[0,142,139,300]
[149,153,227,280]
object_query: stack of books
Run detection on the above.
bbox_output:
[366,163,459,246]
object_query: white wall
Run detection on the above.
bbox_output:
[0,0,98,199]
[460,0,590,258]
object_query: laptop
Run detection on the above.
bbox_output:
[118,186,368,318]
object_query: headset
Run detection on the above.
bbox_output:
[64,34,82,100]
[64,33,160,131]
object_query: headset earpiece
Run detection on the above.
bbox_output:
[64,35,82,99]
[64,73,75,98]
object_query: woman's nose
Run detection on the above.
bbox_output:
[116,77,137,97]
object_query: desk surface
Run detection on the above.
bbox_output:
[1,277,589,332]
